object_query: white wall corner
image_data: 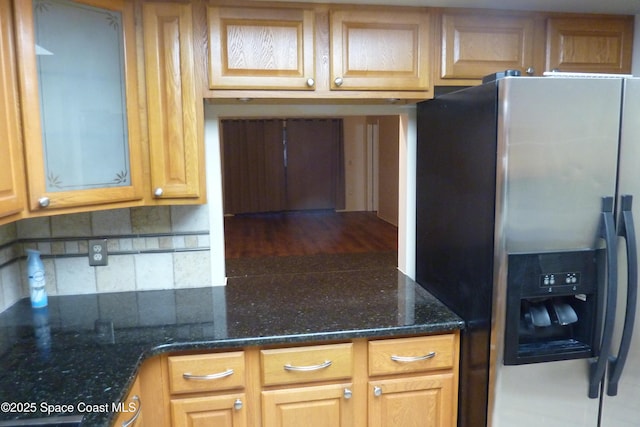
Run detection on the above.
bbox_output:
[634,15,640,76]
[205,105,228,286]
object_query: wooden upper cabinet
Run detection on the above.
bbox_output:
[208,6,316,90]
[14,0,143,212]
[143,2,204,203]
[330,8,432,92]
[0,0,25,222]
[546,16,634,74]
[439,13,538,81]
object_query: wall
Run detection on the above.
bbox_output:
[634,15,640,75]
[373,116,400,226]
[0,205,211,313]
[342,116,368,211]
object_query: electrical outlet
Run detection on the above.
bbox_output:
[89,239,108,266]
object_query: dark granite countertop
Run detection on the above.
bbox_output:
[0,255,463,426]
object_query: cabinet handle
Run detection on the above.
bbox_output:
[284,360,332,372]
[373,386,382,397]
[334,77,344,87]
[343,388,352,399]
[183,368,234,381]
[234,398,243,411]
[121,395,141,427]
[38,197,50,208]
[306,78,315,87]
[153,187,164,197]
[390,352,436,363]
[525,66,535,75]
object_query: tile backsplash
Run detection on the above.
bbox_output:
[0,205,211,314]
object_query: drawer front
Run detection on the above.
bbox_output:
[368,335,455,376]
[261,343,353,386]
[168,351,245,394]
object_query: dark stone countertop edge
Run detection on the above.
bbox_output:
[144,321,465,356]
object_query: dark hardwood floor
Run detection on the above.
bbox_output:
[224,210,398,259]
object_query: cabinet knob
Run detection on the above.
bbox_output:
[234,398,243,411]
[38,197,50,208]
[343,388,352,399]
[306,78,315,87]
[334,77,344,87]
[154,187,164,197]
[525,67,535,75]
[373,386,382,397]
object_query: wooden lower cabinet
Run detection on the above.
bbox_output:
[368,373,455,427]
[262,383,355,427]
[171,393,248,427]
[111,376,144,427]
[143,332,459,427]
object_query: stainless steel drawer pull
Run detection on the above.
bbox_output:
[183,368,234,381]
[121,395,141,427]
[391,352,436,363]
[284,360,332,372]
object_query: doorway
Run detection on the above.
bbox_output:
[219,115,401,276]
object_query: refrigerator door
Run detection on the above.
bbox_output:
[600,78,640,426]
[491,77,623,427]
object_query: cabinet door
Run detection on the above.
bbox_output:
[0,0,25,220]
[171,394,247,427]
[369,373,455,427]
[440,13,537,80]
[330,8,432,91]
[262,383,354,427]
[14,0,143,212]
[112,376,144,427]
[143,2,204,202]
[546,16,634,74]
[208,6,315,90]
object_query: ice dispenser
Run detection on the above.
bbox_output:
[504,250,603,365]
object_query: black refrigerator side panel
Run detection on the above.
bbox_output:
[416,83,498,427]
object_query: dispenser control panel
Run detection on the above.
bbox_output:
[540,272,581,287]
[508,249,600,297]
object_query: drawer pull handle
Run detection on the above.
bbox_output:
[373,386,382,397]
[391,352,436,363]
[284,360,332,372]
[183,368,234,381]
[121,395,141,427]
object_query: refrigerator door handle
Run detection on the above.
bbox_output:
[607,194,638,396]
[589,196,618,399]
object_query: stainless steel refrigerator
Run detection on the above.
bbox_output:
[416,75,640,427]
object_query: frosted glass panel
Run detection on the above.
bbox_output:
[34,0,130,192]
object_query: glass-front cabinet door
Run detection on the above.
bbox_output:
[15,0,142,211]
